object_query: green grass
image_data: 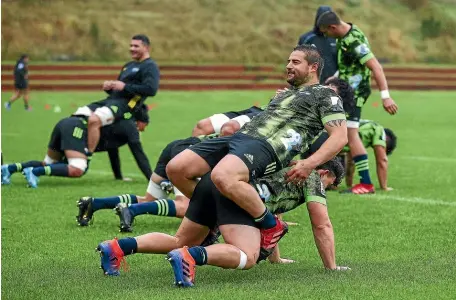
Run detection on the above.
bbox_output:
[2,90,456,299]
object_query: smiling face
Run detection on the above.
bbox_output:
[130,39,149,61]
[286,50,319,87]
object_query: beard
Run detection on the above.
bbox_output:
[286,71,311,87]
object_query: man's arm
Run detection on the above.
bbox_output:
[128,141,153,180]
[306,202,336,269]
[107,148,123,180]
[373,145,390,190]
[124,64,160,97]
[365,58,398,115]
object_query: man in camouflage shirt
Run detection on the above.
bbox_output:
[317,11,398,195]
[167,44,348,257]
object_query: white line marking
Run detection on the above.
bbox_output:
[2,132,21,137]
[369,194,456,207]
[402,156,456,163]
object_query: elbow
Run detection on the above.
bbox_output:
[312,221,333,232]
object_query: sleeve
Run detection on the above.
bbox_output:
[346,34,375,65]
[318,89,346,125]
[124,62,160,97]
[372,124,387,147]
[107,148,123,180]
[128,142,153,180]
[303,171,327,205]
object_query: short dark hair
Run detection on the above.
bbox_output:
[133,104,150,123]
[325,78,355,113]
[317,157,345,187]
[316,11,341,28]
[132,34,150,46]
[292,44,325,78]
[19,54,28,60]
[384,128,397,155]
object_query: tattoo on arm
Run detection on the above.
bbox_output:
[325,119,346,127]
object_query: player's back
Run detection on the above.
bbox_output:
[241,84,344,164]
[358,119,386,148]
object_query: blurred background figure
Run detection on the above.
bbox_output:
[297,6,338,83]
[5,54,31,111]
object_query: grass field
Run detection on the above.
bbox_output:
[1,90,456,299]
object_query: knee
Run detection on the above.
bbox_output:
[68,166,84,177]
[220,123,236,137]
[238,249,259,270]
[68,158,87,177]
[192,119,209,136]
[166,159,181,182]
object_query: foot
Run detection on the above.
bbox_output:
[258,217,289,262]
[25,106,32,111]
[22,167,38,188]
[166,246,196,287]
[200,227,221,247]
[96,238,125,276]
[1,165,11,185]
[340,183,375,194]
[76,197,94,226]
[160,180,174,194]
[4,102,11,110]
[114,203,134,233]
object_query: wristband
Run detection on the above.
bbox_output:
[380,90,390,100]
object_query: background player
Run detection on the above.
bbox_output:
[5,54,31,111]
[317,11,398,194]
[74,34,160,154]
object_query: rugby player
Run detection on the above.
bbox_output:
[166,44,347,256]
[5,54,31,111]
[96,158,349,284]
[1,105,151,188]
[73,34,160,154]
[317,11,398,194]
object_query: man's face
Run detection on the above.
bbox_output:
[136,121,148,132]
[318,169,336,189]
[130,39,148,61]
[319,25,338,38]
[286,51,317,87]
[23,57,29,63]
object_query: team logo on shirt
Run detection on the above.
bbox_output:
[132,67,139,72]
[355,44,370,56]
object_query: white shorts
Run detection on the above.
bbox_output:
[94,107,115,126]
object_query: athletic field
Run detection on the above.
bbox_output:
[1,90,455,299]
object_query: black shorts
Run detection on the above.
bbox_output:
[189,133,281,180]
[223,106,263,119]
[48,117,88,155]
[184,173,255,228]
[154,137,201,179]
[300,131,329,159]
[91,98,133,122]
[346,95,370,123]
[14,80,28,90]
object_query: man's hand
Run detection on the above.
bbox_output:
[103,81,114,90]
[285,159,315,184]
[111,80,126,91]
[269,257,296,264]
[382,97,398,115]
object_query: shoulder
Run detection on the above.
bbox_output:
[298,31,316,44]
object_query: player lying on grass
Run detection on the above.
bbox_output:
[1,105,151,188]
[76,120,240,227]
[166,45,347,258]
[96,158,349,283]
[303,119,397,191]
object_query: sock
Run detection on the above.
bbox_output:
[117,237,138,256]
[254,208,277,229]
[92,194,138,212]
[32,164,68,177]
[353,154,372,185]
[187,246,208,266]
[129,199,176,217]
[7,161,42,174]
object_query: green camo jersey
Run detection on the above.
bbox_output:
[337,24,375,104]
[254,168,326,215]
[342,119,386,152]
[240,84,346,167]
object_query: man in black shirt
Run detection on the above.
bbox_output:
[73,34,160,155]
[5,54,31,111]
[298,6,338,83]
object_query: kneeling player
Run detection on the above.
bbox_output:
[95,158,349,284]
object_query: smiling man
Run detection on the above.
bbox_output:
[73,34,160,155]
[166,44,347,260]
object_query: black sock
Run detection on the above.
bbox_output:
[254,208,277,229]
[117,237,138,256]
[32,164,69,177]
[7,161,42,174]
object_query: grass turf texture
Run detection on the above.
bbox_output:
[2,90,456,299]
